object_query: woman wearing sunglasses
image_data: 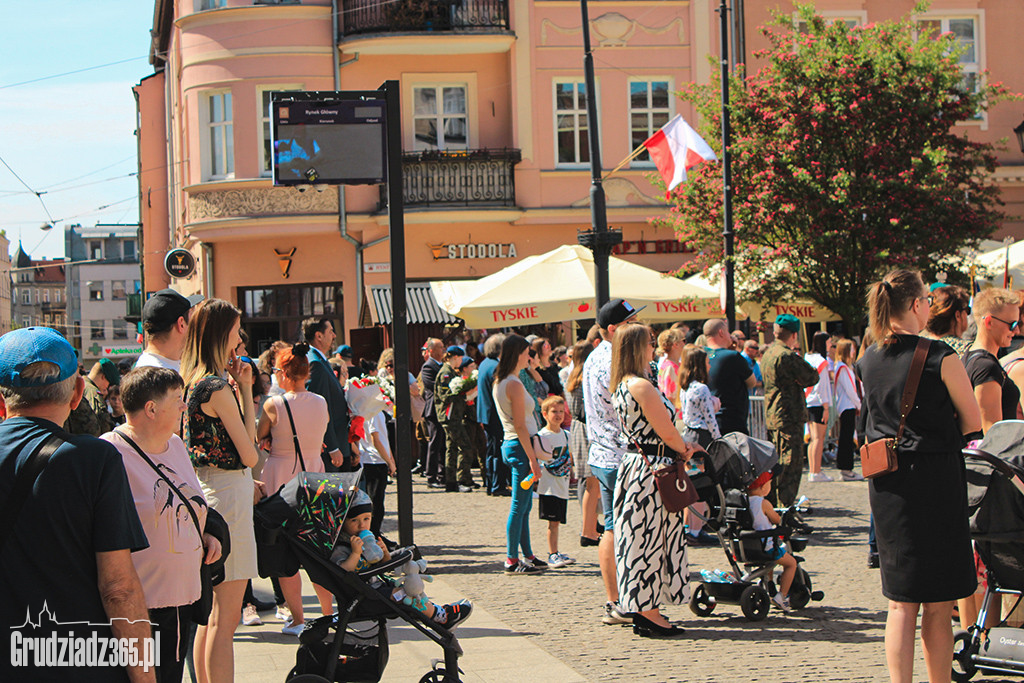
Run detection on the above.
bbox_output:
[964,287,1022,433]
[923,285,972,359]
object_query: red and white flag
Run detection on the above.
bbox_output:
[642,115,717,195]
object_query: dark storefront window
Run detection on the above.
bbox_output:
[239,283,344,355]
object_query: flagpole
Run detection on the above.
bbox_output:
[603,144,647,180]
[717,0,737,331]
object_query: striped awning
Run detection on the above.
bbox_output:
[367,283,458,325]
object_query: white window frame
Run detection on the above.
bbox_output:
[196,0,226,11]
[20,290,29,305]
[43,289,49,303]
[402,74,478,151]
[914,10,986,127]
[553,78,600,168]
[199,89,235,181]
[89,240,103,260]
[627,78,674,168]
[257,84,303,178]
[794,11,866,33]
[411,84,470,152]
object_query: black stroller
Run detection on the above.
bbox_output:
[253,470,463,683]
[953,421,1024,681]
[687,433,824,621]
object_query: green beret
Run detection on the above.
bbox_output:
[774,314,801,333]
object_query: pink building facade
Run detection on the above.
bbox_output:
[136,0,1024,352]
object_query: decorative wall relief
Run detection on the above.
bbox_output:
[571,177,662,207]
[188,186,338,221]
[541,13,686,47]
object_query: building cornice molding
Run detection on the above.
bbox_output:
[176,4,330,31]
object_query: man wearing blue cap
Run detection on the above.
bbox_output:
[0,328,152,682]
[761,314,821,506]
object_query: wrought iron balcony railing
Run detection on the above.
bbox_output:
[341,0,510,36]
[379,148,520,210]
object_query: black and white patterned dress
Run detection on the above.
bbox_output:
[612,378,690,614]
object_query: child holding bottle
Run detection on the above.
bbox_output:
[534,396,575,568]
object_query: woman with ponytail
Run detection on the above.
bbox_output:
[857,270,980,683]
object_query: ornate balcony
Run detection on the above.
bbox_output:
[380,148,520,210]
[341,0,510,36]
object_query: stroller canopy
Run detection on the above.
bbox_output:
[705,433,778,491]
[257,470,364,556]
[967,422,1024,590]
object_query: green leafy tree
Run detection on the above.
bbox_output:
[659,4,1016,329]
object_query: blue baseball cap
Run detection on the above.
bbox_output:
[445,345,465,356]
[459,356,475,370]
[334,344,353,358]
[0,327,79,387]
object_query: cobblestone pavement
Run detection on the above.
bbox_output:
[381,469,1014,683]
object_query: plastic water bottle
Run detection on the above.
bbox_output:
[520,473,535,489]
[700,569,717,583]
[713,570,736,584]
[358,530,384,563]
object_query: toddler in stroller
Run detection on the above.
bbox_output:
[254,470,468,682]
[688,433,824,622]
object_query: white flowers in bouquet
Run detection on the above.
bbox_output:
[449,369,479,396]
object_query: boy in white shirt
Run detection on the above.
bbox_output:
[535,396,575,568]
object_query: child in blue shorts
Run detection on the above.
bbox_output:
[748,472,797,612]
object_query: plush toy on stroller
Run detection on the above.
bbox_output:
[687,433,825,622]
[953,422,1024,681]
[254,469,466,682]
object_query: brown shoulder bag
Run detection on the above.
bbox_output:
[860,338,929,479]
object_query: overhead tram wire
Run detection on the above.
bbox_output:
[0,153,56,224]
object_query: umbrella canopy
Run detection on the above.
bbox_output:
[681,272,840,324]
[976,241,1024,288]
[430,244,736,328]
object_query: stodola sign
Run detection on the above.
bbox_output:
[164,248,196,279]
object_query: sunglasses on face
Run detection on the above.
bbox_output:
[989,315,1020,332]
[528,349,537,358]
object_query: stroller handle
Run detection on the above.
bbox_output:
[962,448,1024,497]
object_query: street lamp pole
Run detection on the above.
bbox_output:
[718,0,736,331]
[577,0,621,308]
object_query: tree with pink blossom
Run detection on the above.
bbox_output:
[659,4,1017,330]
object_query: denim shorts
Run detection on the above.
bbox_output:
[590,464,618,530]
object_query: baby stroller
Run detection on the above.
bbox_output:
[953,421,1024,681]
[687,433,824,622]
[253,469,463,683]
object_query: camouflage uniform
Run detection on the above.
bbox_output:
[434,362,473,487]
[64,379,114,437]
[761,339,820,506]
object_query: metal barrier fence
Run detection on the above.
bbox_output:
[748,394,768,441]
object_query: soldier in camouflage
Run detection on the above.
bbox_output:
[65,359,120,436]
[760,314,820,506]
[447,356,479,490]
[434,346,472,492]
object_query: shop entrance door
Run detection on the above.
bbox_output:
[239,283,345,355]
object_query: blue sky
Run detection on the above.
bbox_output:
[0,1,155,260]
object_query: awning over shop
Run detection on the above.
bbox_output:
[367,283,458,325]
[431,244,738,328]
[681,272,840,323]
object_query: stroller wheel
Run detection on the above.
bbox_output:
[788,568,813,610]
[689,584,716,617]
[287,675,331,683]
[419,670,461,683]
[740,585,770,622]
[952,629,978,682]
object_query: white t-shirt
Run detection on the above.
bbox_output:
[749,494,775,550]
[357,411,391,466]
[134,351,181,374]
[535,426,571,499]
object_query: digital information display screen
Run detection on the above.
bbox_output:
[271,95,387,186]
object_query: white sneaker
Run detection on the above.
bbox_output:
[807,472,834,483]
[840,470,865,481]
[281,620,304,636]
[558,552,576,566]
[276,605,292,622]
[241,604,262,626]
[772,594,792,613]
[547,553,568,568]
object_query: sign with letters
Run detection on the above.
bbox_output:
[164,248,196,279]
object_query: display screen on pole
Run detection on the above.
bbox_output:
[271,93,387,186]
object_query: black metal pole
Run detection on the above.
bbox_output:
[718,0,736,331]
[579,0,616,308]
[735,0,747,73]
[382,79,414,547]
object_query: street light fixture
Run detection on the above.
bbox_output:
[1015,116,1024,154]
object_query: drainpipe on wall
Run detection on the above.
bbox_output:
[202,243,214,298]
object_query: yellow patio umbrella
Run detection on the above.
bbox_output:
[681,272,840,323]
[430,244,737,328]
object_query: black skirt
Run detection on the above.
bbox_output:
[869,448,976,603]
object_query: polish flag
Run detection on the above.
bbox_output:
[642,115,717,196]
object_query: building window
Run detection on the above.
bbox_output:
[204,91,234,179]
[55,288,62,303]
[113,324,128,340]
[258,87,302,177]
[198,0,226,9]
[89,240,103,260]
[796,15,861,33]
[555,81,590,165]
[21,290,30,305]
[629,80,671,165]
[20,316,30,328]
[918,16,980,99]
[89,282,104,301]
[123,239,136,260]
[413,86,468,151]
[43,289,50,303]
[112,281,127,301]
[90,321,105,340]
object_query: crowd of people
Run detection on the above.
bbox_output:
[5,271,1024,682]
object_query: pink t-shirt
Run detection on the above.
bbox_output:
[102,431,208,609]
[262,392,329,493]
[658,357,680,402]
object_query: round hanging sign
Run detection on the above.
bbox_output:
[164,248,196,279]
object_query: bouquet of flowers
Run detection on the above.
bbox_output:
[449,369,478,396]
[345,375,391,420]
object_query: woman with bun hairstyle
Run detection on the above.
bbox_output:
[923,285,972,358]
[857,270,980,683]
[180,299,261,683]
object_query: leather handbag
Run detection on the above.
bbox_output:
[635,442,699,513]
[860,338,929,479]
